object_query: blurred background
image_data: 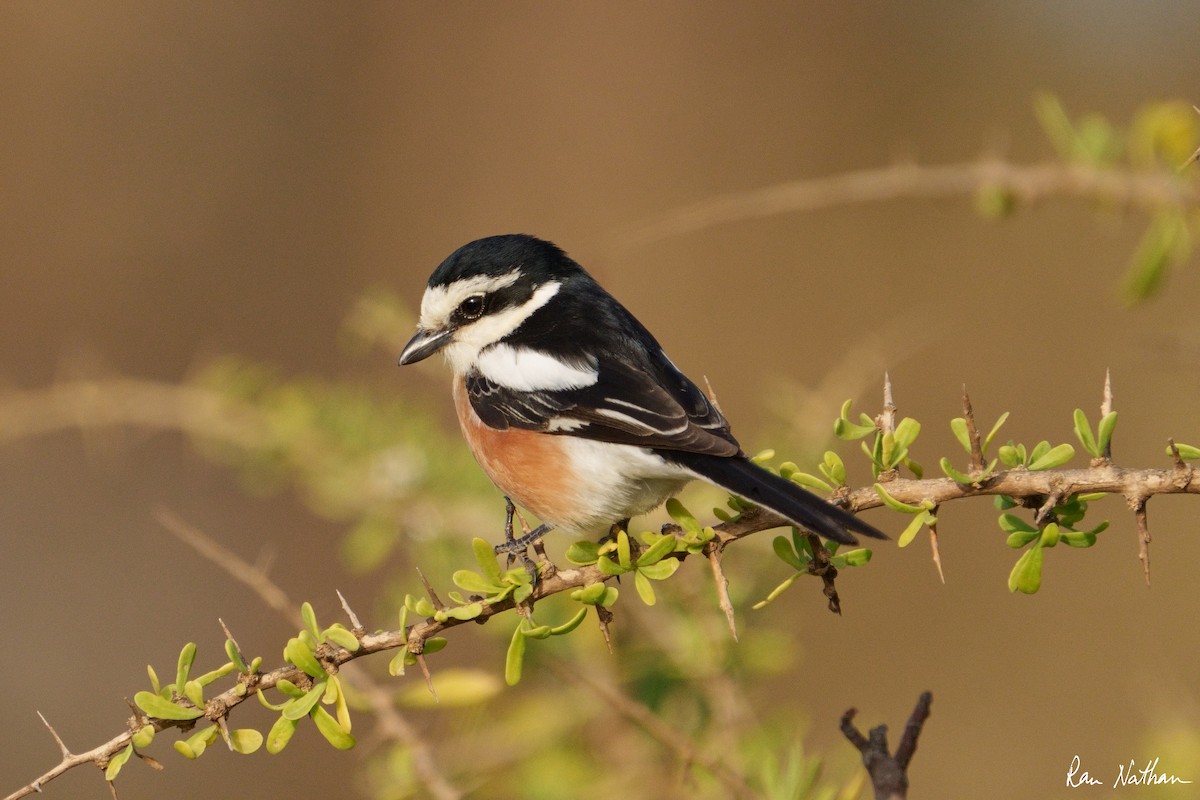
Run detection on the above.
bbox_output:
[3,2,1200,798]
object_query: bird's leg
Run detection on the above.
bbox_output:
[601,518,631,546]
[494,498,551,581]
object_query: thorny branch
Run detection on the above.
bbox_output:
[3,376,1198,798]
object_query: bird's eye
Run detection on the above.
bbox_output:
[456,294,485,321]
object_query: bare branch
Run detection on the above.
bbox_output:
[615,159,1200,248]
[840,692,933,800]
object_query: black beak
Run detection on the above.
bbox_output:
[398,328,452,365]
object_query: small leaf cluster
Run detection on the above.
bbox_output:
[834,400,923,478]
[754,529,871,609]
[260,602,360,753]
[939,411,1009,484]
[566,527,681,606]
[999,496,1109,594]
[1031,94,1200,304]
[873,483,937,548]
[114,641,266,783]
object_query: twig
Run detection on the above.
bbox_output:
[550,661,756,799]
[840,692,933,800]
[615,159,1200,248]
[1133,498,1151,588]
[156,510,463,800]
[961,388,984,472]
[705,540,738,640]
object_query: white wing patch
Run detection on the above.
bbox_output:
[546,417,587,432]
[477,343,599,391]
[593,406,687,435]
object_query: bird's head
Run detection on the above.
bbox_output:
[399,234,582,374]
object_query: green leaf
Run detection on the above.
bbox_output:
[1122,211,1190,304]
[1073,409,1098,457]
[834,548,872,567]
[665,498,702,534]
[939,457,977,485]
[823,451,848,485]
[596,555,626,576]
[134,690,204,721]
[896,511,927,548]
[505,623,526,686]
[1028,443,1075,471]
[451,569,501,594]
[520,621,553,640]
[1008,544,1044,594]
[323,624,361,652]
[183,680,204,709]
[1096,411,1118,452]
[1061,530,1098,548]
[131,724,155,749]
[565,540,601,564]
[753,573,800,609]
[616,530,632,569]
[105,743,134,781]
[472,537,504,584]
[950,417,971,454]
[634,571,656,605]
[1170,442,1200,460]
[147,664,160,694]
[791,471,833,493]
[265,715,299,754]
[300,601,321,642]
[636,533,678,567]
[230,728,264,754]
[893,417,921,449]
[1006,530,1040,548]
[550,608,588,636]
[637,559,680,581]
[873,483,924,514]
[174,740,199,759]
[998,513,1038,534]
[998,444,1022,467]
[175,642,197,693]
[284,637,327,680]
[194,662,237,687]
[405,594,436,618]
[772,535,805,570]
[443,602,484,621]
[570,582,609,605]
[1039,522,1061,548]
[275,679,305,699]
[310,705,356,750]
[983,412,1010,451]
[282,681,326,721]
[834,399,877,440]
[224,639,248,673]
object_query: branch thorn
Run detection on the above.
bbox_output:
[336,590,364,633]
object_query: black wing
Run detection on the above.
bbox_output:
[466,350,740,457]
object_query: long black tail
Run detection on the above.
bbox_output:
[663,452,887,545]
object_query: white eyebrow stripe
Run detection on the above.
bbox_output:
[476,343,599,391]
[419,269,521,329]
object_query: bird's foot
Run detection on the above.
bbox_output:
[494,498,551,583]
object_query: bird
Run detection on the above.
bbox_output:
[398,234,886,551]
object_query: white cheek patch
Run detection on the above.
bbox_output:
[477,343,599,391]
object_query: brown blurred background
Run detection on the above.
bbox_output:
[3,2,1199,798]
